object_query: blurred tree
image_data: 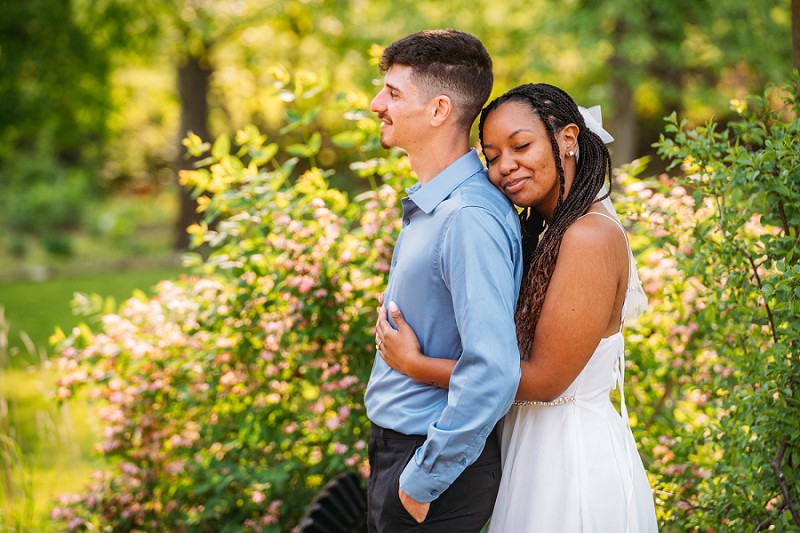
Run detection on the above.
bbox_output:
[71,0,281,249]
[794,0,800,71]
[77,0,390,249]
[337,0,793,167]
[0,0,111,162]
[0,0,794,257]
[560,0,792,166]
[0,0,112,255]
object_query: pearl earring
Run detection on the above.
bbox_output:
[568,150,575,157]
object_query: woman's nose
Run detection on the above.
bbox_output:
[498,154,518,175]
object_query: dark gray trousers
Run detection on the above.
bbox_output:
[367,423,501,532]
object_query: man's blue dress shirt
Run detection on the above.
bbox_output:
[365,149,523,503]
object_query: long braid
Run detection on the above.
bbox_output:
[479,83,613,360]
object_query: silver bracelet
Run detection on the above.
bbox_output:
[512,396,576,407]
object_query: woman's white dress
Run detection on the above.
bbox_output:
[488,212,658,532]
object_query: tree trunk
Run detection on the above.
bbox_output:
[175,52,211,250]
[608,66,638,168]
[793,0,800,73]
[603,44,639,168]
[607,16,638,168]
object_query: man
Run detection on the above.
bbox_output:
[364,29,523,532]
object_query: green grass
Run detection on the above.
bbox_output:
[0,266,184,530]
[0,267,184,367]
[2,367,99,530]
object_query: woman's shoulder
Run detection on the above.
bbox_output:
[561,208,627,253]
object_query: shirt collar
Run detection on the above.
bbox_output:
[406,149,485,214]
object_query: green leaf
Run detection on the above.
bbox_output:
[307,132,322,154]
[286,143,313,157]
[251,143,279,166]
[331,130,363,148]
[211,134,230,159]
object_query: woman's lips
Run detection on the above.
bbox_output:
[503,177,529,194]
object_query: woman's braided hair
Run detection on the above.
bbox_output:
[478,83,613,360]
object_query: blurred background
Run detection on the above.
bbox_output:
[0,0,795,528]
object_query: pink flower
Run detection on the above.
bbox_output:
[332,442,348,454]
[57,386,73,399]
[670,186,687,197]
[220,371,238,386]
[298,277,315,294]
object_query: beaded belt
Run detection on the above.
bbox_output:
[512,396,576,407]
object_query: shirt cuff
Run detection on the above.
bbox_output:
[398,455,451,503]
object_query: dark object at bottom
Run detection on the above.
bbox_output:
[297,472,368,533]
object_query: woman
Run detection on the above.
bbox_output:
[375,83,658,531]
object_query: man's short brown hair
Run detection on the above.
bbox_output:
[380,29,493,131]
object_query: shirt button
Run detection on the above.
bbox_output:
[459,458,467,466]
[403,218,409,225]
[430,489,438,496]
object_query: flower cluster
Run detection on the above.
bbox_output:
[617,78,800,530]
[50,111,405,530]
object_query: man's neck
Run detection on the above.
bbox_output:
[407,134,472,185]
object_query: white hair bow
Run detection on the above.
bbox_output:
[578,105,614,144]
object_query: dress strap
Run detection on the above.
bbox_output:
[578,210,626,236]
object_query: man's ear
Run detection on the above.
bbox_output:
[430,95,453,127]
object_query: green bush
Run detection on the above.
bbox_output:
[49,73,410,532]
[2,154,97,257]
[617,74,800,531]
[49,69,800,531]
